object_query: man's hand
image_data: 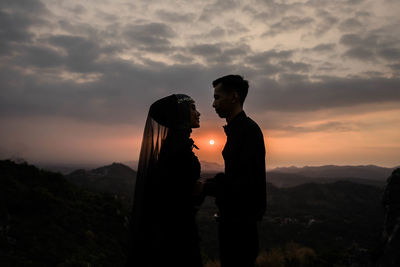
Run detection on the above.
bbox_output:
[193,181,205,196]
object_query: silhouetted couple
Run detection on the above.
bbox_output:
[125,75,267,267]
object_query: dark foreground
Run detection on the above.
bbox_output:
[1,160,388,266]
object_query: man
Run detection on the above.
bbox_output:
[203,74,267,267]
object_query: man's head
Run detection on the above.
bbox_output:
[212,75,249,120]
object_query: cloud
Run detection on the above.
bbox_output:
[171,53,195,64]
[314,9,339,36]
[308,43,336,52]
[247,49,294,63]
[0,57,224,124]
[279,61,311,72]
[0,1,399,123]
[187,42,251,65]
[1,0,398,126]
[156,10,195,23]
[339,31,400,62]
[0,0,49,55]
[278,121,358,134]
[243,49,297,75]
[123,22,176,53]
[343,47,375,61]
[190,44,222,56]
[306,0,366,8]
[46,34,104,72]
[388,63,400,71]
[338,18,363,32]
[0,0,47,13]
[199,0,241,21]
[248,76,400,113]
[197,26,226,39]
[378,47,400,61]
[14,44,65,68]
[263,16,314,37]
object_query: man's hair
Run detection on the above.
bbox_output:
[212,74,249,105]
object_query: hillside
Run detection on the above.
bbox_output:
[0,160,130,266]
[261,181,384,266]
[1,160,389,266]
[198,181,384,265]
[66,163,136,203]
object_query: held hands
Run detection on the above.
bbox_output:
[193,181,205,196]
[193,172,225,197]
[200,172,225,197]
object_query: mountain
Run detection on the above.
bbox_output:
[200,161,224,173]
[266,171,387,188]
[0,160,130,266]
[266,165,397,188]
[1,160,390,266]
[272,165,394,180]
[66,162,136,202]
[36,162,101,175]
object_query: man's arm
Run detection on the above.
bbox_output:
[237,123,267,221]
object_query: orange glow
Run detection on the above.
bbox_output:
[1,106,399,171]
[191,129,225,165]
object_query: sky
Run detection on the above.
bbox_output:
[1,0,400,170]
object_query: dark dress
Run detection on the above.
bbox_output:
[126,130,203,267]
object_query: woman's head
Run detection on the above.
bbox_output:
[149,94,200,130]
[189,100,200,129]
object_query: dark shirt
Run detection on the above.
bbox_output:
[206,111,266,221]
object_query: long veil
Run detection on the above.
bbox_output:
[126,114,168,265]
[126,94,193,266]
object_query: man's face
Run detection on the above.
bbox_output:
[212,83,234,119]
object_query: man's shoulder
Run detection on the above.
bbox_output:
[244,116,263,134]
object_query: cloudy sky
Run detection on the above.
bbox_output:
[1,0,399,169]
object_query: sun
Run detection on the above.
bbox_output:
[209,139,215,145]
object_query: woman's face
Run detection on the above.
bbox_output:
[189,101,200,128]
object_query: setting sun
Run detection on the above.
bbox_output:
[209,139,215,145]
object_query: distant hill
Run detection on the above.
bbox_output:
[266,171,387,188]
[267,165,396,188]
[0,160,129,266]
[66,162,136,202]
[272,165,394,180]
[200,161,224,173]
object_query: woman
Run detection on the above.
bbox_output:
[126,94,203,267]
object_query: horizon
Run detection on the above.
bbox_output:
[3,157,398,174]
[1,0,400,168]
